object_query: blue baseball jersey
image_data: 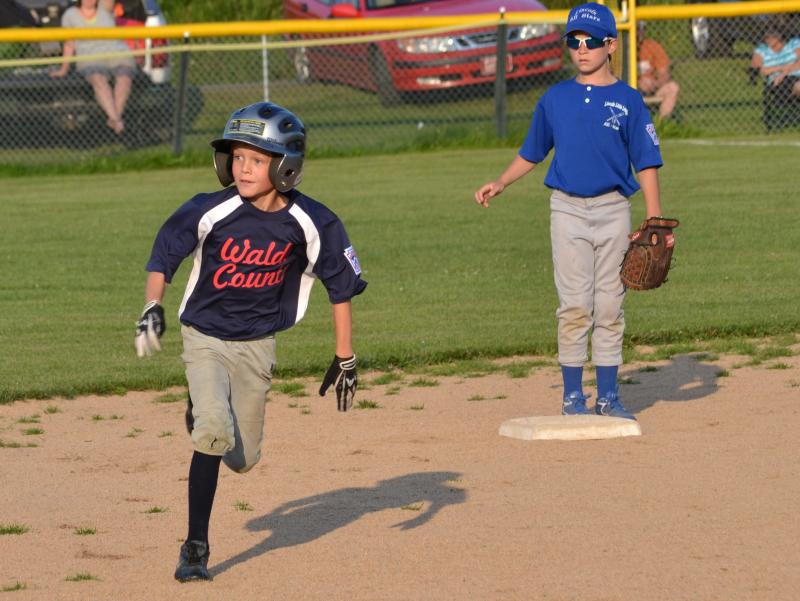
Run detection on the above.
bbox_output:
[519,79,663,198]
[146,187,367,341]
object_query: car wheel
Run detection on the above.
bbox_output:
[292,45,315,84]
[50,106,101,149]
[121,87,174,149]
[369,47,402,106]
[121,113,159,148]
[691,16,731,58]
[690,16,712,58]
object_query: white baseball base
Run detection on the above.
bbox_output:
[499,415,642,441]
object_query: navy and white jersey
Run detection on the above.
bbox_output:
[519,79,663,198]
[146,187,367,341]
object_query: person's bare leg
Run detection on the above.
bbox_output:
[87,72,123,133]
[657,80,680,119]
[112,73,133,132]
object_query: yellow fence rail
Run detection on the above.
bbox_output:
[2,1,800,44]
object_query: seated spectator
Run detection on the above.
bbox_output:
[751,24,800,131]
[751,25,800,97]
[50,0,136,135]
[637,20,680,121]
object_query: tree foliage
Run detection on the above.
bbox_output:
[158,0,283,23]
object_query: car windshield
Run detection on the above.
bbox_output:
[365,0,447,9]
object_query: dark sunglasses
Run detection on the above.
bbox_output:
[565,35,609,50]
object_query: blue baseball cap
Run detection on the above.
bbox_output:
[565,2,617,40]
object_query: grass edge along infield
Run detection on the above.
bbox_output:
[1,142,798,402]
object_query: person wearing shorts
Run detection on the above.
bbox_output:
[51,0,136,134]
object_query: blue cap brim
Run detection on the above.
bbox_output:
[564,23,615,40]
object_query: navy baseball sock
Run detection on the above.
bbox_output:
[561,365,583,397]
[596,365,619,399]
[187,451,222,544]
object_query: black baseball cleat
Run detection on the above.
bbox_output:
[174,540,211,582]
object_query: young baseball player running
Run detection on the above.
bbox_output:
[474,3,664,420]
[134,102,367,582]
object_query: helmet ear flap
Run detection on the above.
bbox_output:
[213,150,234,187]
[269,155,304,193]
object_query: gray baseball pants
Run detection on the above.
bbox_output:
[181,325,275,473]
[550,189,631,367]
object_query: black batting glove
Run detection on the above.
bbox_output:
[319,355,357,412]
[134,301,165,358]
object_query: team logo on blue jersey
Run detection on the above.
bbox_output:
[603,101,628,131]
[344,246,362,275]
[646,123,660,146]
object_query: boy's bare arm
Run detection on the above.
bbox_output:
[51,40,75,77]
[144,271,167,304]
[332,301,353,358]
[638,167,663,218]
[474,155,537,207]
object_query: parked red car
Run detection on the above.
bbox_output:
[283,0,563,104]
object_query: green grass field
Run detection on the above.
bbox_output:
[1,141,798,403]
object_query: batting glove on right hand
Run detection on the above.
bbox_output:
[134,301,165,358]
[319,355,357,412]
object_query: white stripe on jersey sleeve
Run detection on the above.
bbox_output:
[288,203,321,324]
[178,195,244,318]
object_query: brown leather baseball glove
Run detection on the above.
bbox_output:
[620,217,679,290]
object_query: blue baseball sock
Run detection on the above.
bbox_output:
[561,365,583,397]
[596,365,619,399]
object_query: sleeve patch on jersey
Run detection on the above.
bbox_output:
[646,123,660,146]
[344,246,362,275]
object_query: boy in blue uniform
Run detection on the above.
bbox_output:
[134,102,367,581]
[474,3,664,420]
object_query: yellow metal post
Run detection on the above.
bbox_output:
[598,0,629,83]
[610,1,624,79]
[629,0,638,89]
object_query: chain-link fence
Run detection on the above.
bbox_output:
[630,9,800,135]
[1,5,799,167]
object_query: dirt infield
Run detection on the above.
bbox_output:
[1,350,798,601]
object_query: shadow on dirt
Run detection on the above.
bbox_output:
[619,354,722,415]
[210,470,466,576]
